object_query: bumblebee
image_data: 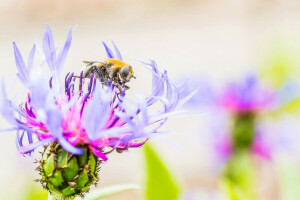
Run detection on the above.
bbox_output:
[81,58,135,89]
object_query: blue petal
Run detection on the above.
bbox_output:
[102,42,114,58]
[27,44,36,71]
[13,42,29,86]
[15,130,24,151]
[164,72,173,105]
[29,69,51,111]
[140,60,166,106]
[111,41,122,60]
[0,78,17,124]
[18,137,55,154]
[57,27,73,73]
[137,96,148,127]
[45,25,56,52]
[27,129,33,144]
[149,60,165,97]
[45,107,63,138]
[58,136,84,155]
[43,25,57,73]
[84,81,112,140]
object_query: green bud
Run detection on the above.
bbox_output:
[37,142,101,200]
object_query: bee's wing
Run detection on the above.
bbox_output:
[83,61,98,64]
[83,61,106,67]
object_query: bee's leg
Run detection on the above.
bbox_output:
[117,87,125,95]
[119,80,129,90]
[123,85,130,90]
[113,82,123,94]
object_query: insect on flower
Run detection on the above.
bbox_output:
[0,25,192,198]
[81,42,135,90]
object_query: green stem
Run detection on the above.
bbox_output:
[223,151,256,199]
[232,112,256,151]
[223,112,257,199]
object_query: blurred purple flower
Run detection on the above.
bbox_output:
[183,73,297,113]
[184,73,298,164]
[219,74,276,113]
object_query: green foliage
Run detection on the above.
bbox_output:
[78,184,139,200]
[259,40,300,115]
[223,152,256,200]
[220,179,248,200]
[24,183,48,200]
[143,143,181,200]
[259,41,299,88]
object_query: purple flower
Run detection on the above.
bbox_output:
[219,74,276,113]
[183,73,297,113]
[1,25,190,161]
[184,73,299,164]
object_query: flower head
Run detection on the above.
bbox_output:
[183,73,298,166]
[219,74,276,113]
[1,25,187,161]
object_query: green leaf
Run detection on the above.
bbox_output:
[220,179,248,200]
[259,40,299,88]
[259,40,300,115]
[48,170,64,187]
[64,157,79,181]
[75,170,89,188]
[78,184,139,200]
[24,183,48,200]
[44,154,55,177]
[61,185,76,196]
[78,147,88,167]
[88,153,97,175]
[57,148,68,168]
[143,143,181,200]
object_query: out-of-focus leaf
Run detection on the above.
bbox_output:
[271,97,300,116]
[144,143,181,200]
[24,184,48,200]
[220,179,247,200]
[222,151,255,200]
[78,184,139,200]
[259,41,299,88]
[259,41,300,115]
[277,159,300,200]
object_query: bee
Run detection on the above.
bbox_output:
[81,58,135,90]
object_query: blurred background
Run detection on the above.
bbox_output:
[1,0,300,199]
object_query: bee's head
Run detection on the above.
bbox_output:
[119,65,134,82]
